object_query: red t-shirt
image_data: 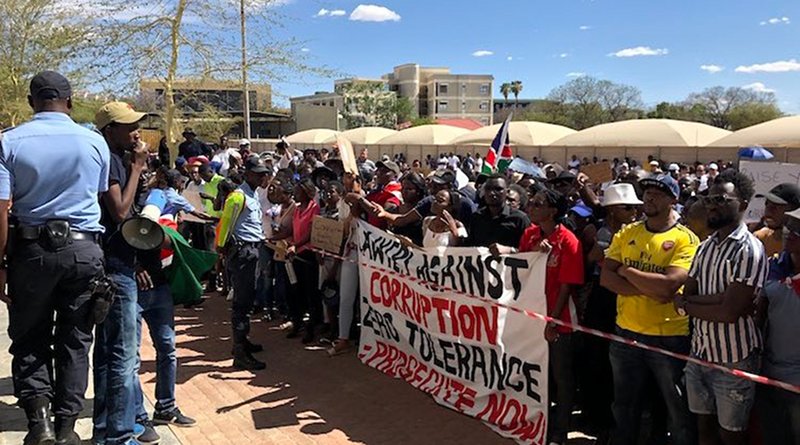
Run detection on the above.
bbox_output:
[366,181,402,229]
[519,224,584,333]
[293,200,320,254]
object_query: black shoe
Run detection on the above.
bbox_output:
[54,417,80,445]
[232,347,266,371]
[251,305,264,315]
[230,339,263,355]
[302,325,316,345]
[153,407,196,427]
[135,419,161,444]
[22,398,55,445]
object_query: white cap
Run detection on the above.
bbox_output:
[239,138,251,146]
[620,162,629,169]
[603,183,644,207]
[709,162,719,170]
[649,160,659,166]
[668,163,680,171]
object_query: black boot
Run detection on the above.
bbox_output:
[54,417,80,445]
[232,344,266,371]
[22,397,55,445]
[230,338,263,355]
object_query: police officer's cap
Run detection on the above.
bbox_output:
[30,71,72,100]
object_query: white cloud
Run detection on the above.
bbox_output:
[566,72,586,77]
[579,25,591,30]
[742,82,776,93]
[300,47,310,52]
[559,53,569,58]
[700,64,724,73]
[507,56,513,61]
[316,8,329,16]
[760,16,790,25]
[609,46,669,57]
[735,59,800,73]
[472,50,494,57]
[349,4,401,22]
[329,9,346,16]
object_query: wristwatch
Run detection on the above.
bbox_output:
[675,297,687,316]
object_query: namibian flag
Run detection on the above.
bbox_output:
[482,113,513,174]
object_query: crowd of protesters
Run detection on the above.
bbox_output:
[1,72,799,445]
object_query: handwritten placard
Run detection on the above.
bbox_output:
[311,216,345,253]
[740,160,800,223]
[581,162,613,184]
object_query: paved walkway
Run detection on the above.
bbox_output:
[1,293,597,445]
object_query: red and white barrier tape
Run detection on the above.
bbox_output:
[310,246,800,395]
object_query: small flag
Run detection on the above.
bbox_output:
[482,113,513,174]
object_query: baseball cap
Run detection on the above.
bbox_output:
[569,203,593,218]
[668,163,680,172]
[239,138,251,147]
[708,163,719,171]
[376,160,401,176]
[639,174,680,199]
[244,155,269,174]
[429,169,456,185]
[94,101,146,130]
[29,71,72,100]
[649,160,660,167]
[756,183,800,208]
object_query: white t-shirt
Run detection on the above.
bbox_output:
[422,217,467,248]
[256,186,280,239]
[568,158,581,169]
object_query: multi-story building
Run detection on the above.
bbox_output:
[384,63,494,125]
[290,91,345,132]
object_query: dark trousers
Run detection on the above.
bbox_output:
[228,242,259,345]
[288,251,320,327]
[757,384,800,445]
[609,328,695,445]
[7,238,103,420]
[549,333,576,444]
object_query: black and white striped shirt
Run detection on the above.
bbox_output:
[688,223,767,363]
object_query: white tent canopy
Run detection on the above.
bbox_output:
[551,119,731,147]
[450,121,576,146]
[285,128,341,145]
[707,115,800,148]
[322,127,398,145]
[374,125,470,145]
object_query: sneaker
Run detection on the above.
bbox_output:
[153,407,197,427]
[133,423,145,436]
[230,339,263,355]
[226,289,234,301]
[327,339,352,357]
[136,420,161,444]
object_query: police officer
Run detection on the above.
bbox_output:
[92,101,149,445]
[219,155,269,371]
[0,71,109,445]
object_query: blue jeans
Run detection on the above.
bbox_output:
[93,259,138,445]
[609,328,696,445]
[133,284,177,422]
[685,353,759,432]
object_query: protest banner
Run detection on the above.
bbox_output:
[355,221,549,443]
[739,160,800,222]
[311,216,345,254]
[581,162,613,184]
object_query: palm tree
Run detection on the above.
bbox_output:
[500,83,512,107]
[510,80,523,109]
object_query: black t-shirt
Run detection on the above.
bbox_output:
[178,139,208,159]
[100,152,140,267]
[465,205,530,247]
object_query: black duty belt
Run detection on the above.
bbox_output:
[15,226,100,242]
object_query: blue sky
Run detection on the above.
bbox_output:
[271,0,800,113]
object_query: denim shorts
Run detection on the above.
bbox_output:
[685,352,760,432]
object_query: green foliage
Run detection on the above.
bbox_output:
[510,80,523,106]
[726,102,783,130]
[544,76,644,129]
[184,105,241,142]
[500,83,512,104]
[409,117,436,127]
[339,81,405,129]
[70,98,107,125]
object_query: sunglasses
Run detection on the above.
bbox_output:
[701,194,738,206]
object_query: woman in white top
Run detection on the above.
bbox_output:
[422,189,468,248]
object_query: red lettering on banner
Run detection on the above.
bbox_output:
[477,393,545,443]
[431,297,499,345]
[369,272,432,328]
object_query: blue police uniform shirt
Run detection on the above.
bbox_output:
[0,112,110,232]
[232,182,264,242]
[163,188,195,216]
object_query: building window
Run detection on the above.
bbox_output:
[438,83,448,95]
[438,101,448,112]
[480,84,490,94]
[461,101,466,111]
[479,101,489,110]
[462,83,467,91]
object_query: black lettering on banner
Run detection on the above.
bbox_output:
[440,255,457,291]
[438,339,457,375]
[484,256,503,300]
[453,342,471,380]
[362,301,400,342]
[503,257,528,301]
[462,256,485,297]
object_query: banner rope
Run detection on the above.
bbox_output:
[308,245,800,395]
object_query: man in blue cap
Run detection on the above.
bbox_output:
[0,71,110,445]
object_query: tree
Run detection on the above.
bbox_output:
[547,76,643,129]
[500,83,512,106]
[726,102,783,130]
[339,81,405,129]
[0,0,118,126]
[510,80,523,108]
[685,86,780,129]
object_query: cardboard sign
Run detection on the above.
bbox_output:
[336,135,359,176]
[355,221,550,444]
[581,162,613,184]
[180,189,208,223]
[740,160,800,223]
[311,216,345,253]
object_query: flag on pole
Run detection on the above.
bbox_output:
[481,113,513,174]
